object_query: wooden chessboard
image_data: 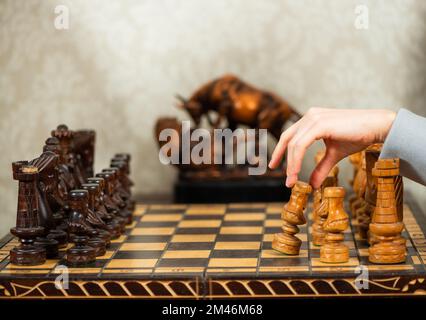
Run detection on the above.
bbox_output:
[0,197,425,299]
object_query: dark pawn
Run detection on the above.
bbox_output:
[75,189,107,256]
[86,177,123,238]
[109,160,134,210]
[10,163,46,266]
[95,172,127,231]
[102,168,133,224]
[112,153,135,210]
[66,190,97,266]
[81,183,112,247]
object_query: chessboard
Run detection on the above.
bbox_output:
[0,197,425,299]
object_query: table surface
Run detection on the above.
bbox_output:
[0,197,425,299]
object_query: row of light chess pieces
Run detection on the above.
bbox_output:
[9,124,134,266]
[272,146,407,265]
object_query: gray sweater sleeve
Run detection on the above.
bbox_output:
[380,108,426,185]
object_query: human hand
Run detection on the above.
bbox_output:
[268,108,396,189]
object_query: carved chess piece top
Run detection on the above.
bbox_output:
[320,187,350,263]
[283,181,312,225]
[323,187,349,232]
[272,181,312,255]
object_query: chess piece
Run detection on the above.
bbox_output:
[30,151,69,251]
[272,181,312,255]
[42,137,68,230]
[81,183,112,247]
[357,144,381,240]
[349,151,363,191]
[311,188,323,245]
[66,190,97,266]
[111,157,135,211]
[312,153,339,246]
[96,171,128,229]
[102,167,132,224]
[86,177,122,239]
[395,174,404,223]
[68,188,107,256]
[10,163,46,266]
[320,187,349,263]
[350,151,367,217]
[73,130,96,180]
[114,153,134,188]
[51,124,87,188]
[51,125,79,191]
[110,161,131,202]
[368,158,406,264]
[311,151,326,246]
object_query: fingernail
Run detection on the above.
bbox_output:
[285,176,291,188]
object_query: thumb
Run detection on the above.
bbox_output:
[309,148,343,189]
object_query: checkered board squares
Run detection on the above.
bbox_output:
[0,202,425,280]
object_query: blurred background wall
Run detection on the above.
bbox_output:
[1,0,426,236]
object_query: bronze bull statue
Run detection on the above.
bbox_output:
[176,74,302,140]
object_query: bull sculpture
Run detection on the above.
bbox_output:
[176,74,302,140]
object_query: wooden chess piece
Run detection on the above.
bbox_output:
[320,187,349,263]
[102,167,132,224]
[368,158,406,264]
[312,157,339,246]
[311,150,326,246]
[311,188,323,244]
[73,130,96,180]
[113,153,134,188]
[31,151,69,246]
[68,188,107,256]
[111,160,135,212]
[10,163,46,266]
[86,177,122,239]
[349,151,362,192]
[66,190,97,266]
[51,125,79,191]
[357,144,381,240]
[96,171,130,227]
[352,153,367,219]
[395,174,404,223]
[272,181,312,255]
[110,161,132,204]
[94,172,127,232]
[52,124,87,189]
[42,137,72,238]
[81,183,112,247]
[350,151,367,217]
[29,153,62,258]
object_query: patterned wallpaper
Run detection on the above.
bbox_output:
[1,0,426,235]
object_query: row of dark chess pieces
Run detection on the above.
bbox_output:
[272,145,407,265]
[9,124,134,266]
